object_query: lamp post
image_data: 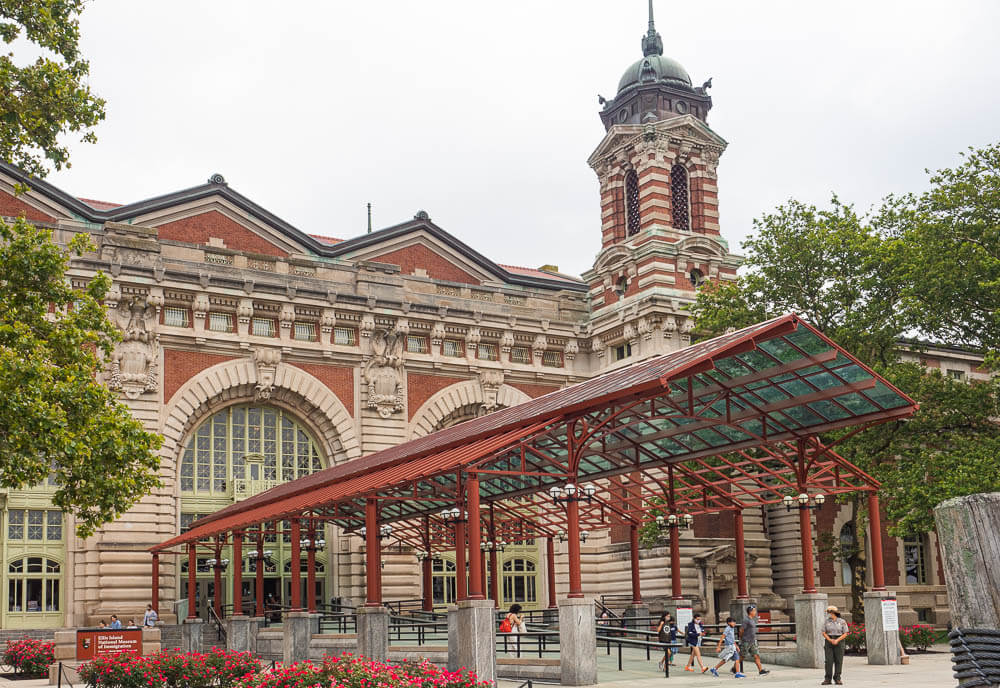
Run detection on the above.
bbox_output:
[549,483,596,599]
[655,512,692,600]
[441,508,469,601]
[300,536,326,613]
[783,492,826,593]
[783,492,826,511]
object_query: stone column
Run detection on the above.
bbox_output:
[559,598,598,686]
[623,603,650,629]
[226,616,259,653]
[729,598,758,627]
[794,592,828,669]
[182,618,204,654]
[447,605,459,671]
[282,610,312,664]
[357,605,389,662]
[451,598,496,684]
[864,591,901,665]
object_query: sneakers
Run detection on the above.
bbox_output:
[710,668,719,677]
[759,669,770,675]
[703,667,710,673]
[734,672,746,678]
[684,666,695,672]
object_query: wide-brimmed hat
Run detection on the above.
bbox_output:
[826,605,839,613]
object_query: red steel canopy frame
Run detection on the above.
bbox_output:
[152,314,916,607]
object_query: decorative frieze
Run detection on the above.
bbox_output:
[106,296,160,400]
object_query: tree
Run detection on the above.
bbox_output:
[690,162,1000,619]
[0,217,162,537]
[1,0,105,177]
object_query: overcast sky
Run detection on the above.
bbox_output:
[44,1,1000,277]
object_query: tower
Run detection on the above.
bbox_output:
[583,1,742,369]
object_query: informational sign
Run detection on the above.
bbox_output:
[76,629,142,660]
[758,610,772,633]
[880,598,899,632]
[675,606,693,634]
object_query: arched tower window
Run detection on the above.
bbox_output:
[624,169,640,237]
[670,164,690,231]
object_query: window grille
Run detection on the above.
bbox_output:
[293,322,317,341]
[904,535,928,584]
[208,312,234,333]
[164,307,190,327]
[406,336,429,354]
[625,169,640,236]
[442,339,464,357]
[671,164,690,231]
[251,317,276,337]
[510,346,531,364]
[334,327,357,346]
[477,343,499,361]
[6,510,62,541]
[542,351,563,368]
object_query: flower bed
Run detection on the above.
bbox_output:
[79,647,261,688]
[844,622,866,653]
[235,655,489,688]
[3,637,55,677]
[899,624,938,652]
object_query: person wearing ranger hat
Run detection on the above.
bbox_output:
[821,605,849,685]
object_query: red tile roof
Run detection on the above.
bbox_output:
[77,197,122,210]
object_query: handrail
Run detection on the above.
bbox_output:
[207,605,227,644]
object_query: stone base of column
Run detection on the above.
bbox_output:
[729,598,757,626]
[282,611,312,665]
[794,592,828,669]
[446,605,459,671]
[864,591,901,666]
[663,598,692,624]
[308,612,321,636]
[623,603,649,629]
[559,598,597,686]
[226,615,259,653]
[181,618,204,654]
[451,599,496,684]
[357,606,389,662]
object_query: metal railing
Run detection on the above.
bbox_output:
[207,605,228,644]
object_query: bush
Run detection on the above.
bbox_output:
[899,624,936,652]
[79,648,261,688]
[843,622,866,653]
[3,637,55,677]
[234,654,490,688]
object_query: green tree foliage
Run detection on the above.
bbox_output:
[1,0,105,177]
[690,145,1000,617]
[0,217,162,537]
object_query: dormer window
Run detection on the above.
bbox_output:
[689,269,705,287]
[671,165,690,231]
[625,169,640,237]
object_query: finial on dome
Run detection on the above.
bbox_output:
[641,0,664,57]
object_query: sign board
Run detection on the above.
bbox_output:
[758,610,772,633]
[675,606,693,634]
[76,629,142,660]
[880,598,899,632]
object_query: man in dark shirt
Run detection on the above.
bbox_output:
[739,605,770,675]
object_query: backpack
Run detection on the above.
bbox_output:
[499,615,513,633]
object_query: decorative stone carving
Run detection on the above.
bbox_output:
[465,327,481,348]
[107,296,159,400]
[499,330,515,354]
[360,314,376,338]
[564,339,580,361]
[192,293,210,322]
[623,323,637,344]
[591,336,605,358]
[679,318,694,344]
[394,319,410,337]
[637,316,655,341]
[430,322,446,346]
[279,303,296,332]
[320,308,337,335]
[104,283,123,310]
[363,330,405,418]
[532,334,547,359]
[237,298,254,326]
[478,369,505,414]
[252,348,282,401]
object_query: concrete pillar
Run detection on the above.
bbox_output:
[451,598,496,684]
[182,618,204,654]
[308,612,321,636]
[729,598,758,626]
[864,590,901,665]
[559,598,598,686]
[794,592,828,669]
[623,603,650,629]
[282,611,312,664]
[357,605,389,662]
[226,615,259,653]
[447,605,459,672]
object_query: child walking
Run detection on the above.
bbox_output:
[710,617,746,678]
[684,612,707,673]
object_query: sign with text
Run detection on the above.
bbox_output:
[758,610,772,633]
[880,598,899,632]
[675,606,693,635]
[76,629,142,660]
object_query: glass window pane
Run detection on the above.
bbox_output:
[9,579,22,611]
[47,511,62,541]
[46,579,59,611]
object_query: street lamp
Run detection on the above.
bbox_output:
[784,492,825,512]
[205,558,229,571]
[549,483,598,505]
[655,512,693,530]
[557,530,588,543]
[300,537,326,552]
[441,508,468,525]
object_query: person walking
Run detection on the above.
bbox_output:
[821,605,849,685]
[142,604,158,627]
[656,611,678,671]
[739,605,770,675]
[683,612,707,673]
[709,617,746,678]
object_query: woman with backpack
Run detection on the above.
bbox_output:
[499,603,525,634]
[684,612,707,673]
[656,611,678,671]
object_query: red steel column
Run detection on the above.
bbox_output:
[670,524,683,599]
[306,523,317,613]
[799,505,817,593]
[255,533,264,617]
[213,544,223,619]
[232,532,243,615]
[567,497,583,598]
[467,476,484,599]
[422,557,433,611]
[734,511,749,599]
[455,518,468,602]
[290,520,302,610]
[365,499,381,606]
[151,553,159,615]
[546,536,557,608]
[629,524,642,604]
[868,492,887,591]
[489,547,500,607]
[187,543,197,619]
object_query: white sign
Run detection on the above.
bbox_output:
[880,598,899,632]
[676,606,693,634]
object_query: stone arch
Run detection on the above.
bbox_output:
[407,379,531,440]
[161,358,360,482]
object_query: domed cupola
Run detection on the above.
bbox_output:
[598,0,713,131]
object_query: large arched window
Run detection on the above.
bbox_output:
[670,164,690,231]
[502,558,537,604]
[7,557,61,615]
[625,169,640,237]
[180,406,323,497]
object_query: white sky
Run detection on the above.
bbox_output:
[43,0,1000,277]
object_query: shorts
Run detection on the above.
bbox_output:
[720,645,740,662]
[742,640,759,658]
[688,637,702,648]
